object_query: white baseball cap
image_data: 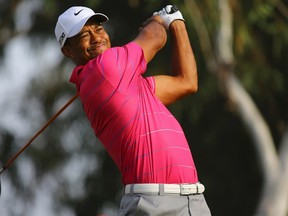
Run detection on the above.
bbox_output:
[55,6,109,47]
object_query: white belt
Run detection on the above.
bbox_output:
[124,182,205,195]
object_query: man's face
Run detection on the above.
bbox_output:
[63,19,111,65]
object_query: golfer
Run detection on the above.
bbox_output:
[55,5,211,215]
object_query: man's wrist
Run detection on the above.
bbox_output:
[168,19,185,30]
[151,15,166,29]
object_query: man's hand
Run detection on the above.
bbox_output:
[153,5,184,30]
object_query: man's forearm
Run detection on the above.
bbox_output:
[134,16,167,63]
[170,21,198,93]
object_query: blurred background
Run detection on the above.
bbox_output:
[0,0,287,216]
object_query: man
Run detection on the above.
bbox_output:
[55,5,211,216]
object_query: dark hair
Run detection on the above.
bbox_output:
[63,38,70,47]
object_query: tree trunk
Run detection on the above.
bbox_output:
[256,129,288,216]
[185,0,288,215]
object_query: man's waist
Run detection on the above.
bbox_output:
[124,182,205,195]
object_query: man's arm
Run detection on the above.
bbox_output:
[154,20,198,106]
[153,6,198,106]
[133,15,167,63]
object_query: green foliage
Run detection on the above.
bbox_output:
[248,3,274,23]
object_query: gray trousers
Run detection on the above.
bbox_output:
[117,193,211,216]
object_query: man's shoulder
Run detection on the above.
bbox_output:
[98,42,144,63]
[107,42,142,53]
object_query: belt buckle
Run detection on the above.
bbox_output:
[180,184,197,195]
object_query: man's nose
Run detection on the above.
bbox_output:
[90,32,101,43]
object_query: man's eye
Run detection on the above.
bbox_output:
[80,33,89,38]
[77,34,89,42]
[95,27,104,32]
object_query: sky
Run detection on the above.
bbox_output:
[0,34,75,216]
[0,2,63,215]
[0,36,115,216]
[0,2,118,215]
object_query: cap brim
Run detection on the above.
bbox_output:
[93,13,109,23]
[68,13,109,38]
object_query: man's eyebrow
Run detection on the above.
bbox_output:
[74,24,103,38]
[76,29,89,37]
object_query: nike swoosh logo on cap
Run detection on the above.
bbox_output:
[74,9,84,16]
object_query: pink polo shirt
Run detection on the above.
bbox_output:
[70,42,198,185]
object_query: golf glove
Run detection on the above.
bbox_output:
[154,5,184,30]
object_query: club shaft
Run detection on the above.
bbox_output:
[0,93,79,175]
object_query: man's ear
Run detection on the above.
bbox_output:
[61,46,72,58]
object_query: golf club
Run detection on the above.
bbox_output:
[0,93,79,196]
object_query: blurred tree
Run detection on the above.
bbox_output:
[182,0,288,215]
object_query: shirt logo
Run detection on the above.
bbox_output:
[74,9,83,16]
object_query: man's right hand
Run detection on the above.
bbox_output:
[153,5,185,30]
